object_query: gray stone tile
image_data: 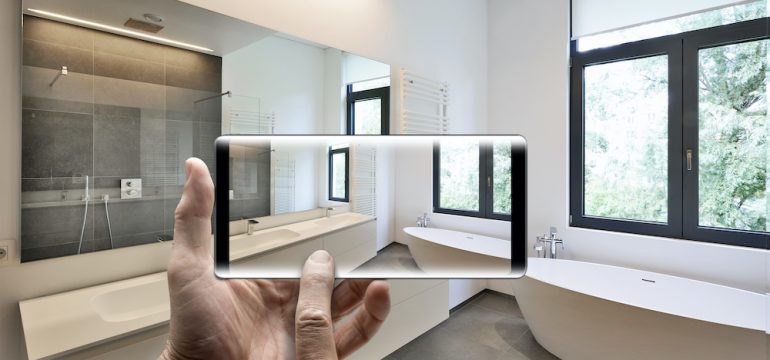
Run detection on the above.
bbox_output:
[230,198,270,221]
[165,86,221,122]
[511,330,560,360]
[195,121,221,173]
[22,109,93,178]
[474,292,524,318]
[387,287,560,360]
[353,243,422,274]
[23,15,93,50]
[23,39,93,74]
[94,52,165,85]
[166,64,222,92]
[93,199,164,240]
[23,96,93,115]
[22,243,79,262]
[391,326,508,360]
[163,46,222,74]
[21,203,94,250]
[140,111,166,188]
[165,120,195,187]
[93,76,165,111]
[93,104,141,177]
[109,231,167,249]
[437,301,528,352]
[93,31,165,63]
[22,177,90,192]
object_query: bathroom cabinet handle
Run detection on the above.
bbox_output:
[686,149,693,171]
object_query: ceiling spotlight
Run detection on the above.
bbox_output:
[143,13,164,23]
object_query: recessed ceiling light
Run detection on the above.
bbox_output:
[26,8,213,53]
[143,13,164,23]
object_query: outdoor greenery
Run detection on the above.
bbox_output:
[582,3,769,232]
[439,140,480,211]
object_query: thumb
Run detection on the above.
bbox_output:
[295,250,338,360]
[172,157,215,259]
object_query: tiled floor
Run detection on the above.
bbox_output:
[352,243,423,274]
[360,243,559,360]
[386,291,559,360]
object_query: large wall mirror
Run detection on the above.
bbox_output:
[20,0,391,261]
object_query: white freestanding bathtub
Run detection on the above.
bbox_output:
[403,227,511,277]
[513,257,767,360]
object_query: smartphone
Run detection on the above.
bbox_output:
[214,135,526,278]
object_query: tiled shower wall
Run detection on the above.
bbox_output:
[21,16,222,261]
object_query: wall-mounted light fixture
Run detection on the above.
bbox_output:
[26,8,214,53]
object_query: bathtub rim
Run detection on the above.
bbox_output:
[521,257,766,332]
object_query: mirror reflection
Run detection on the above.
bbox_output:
[20,0,390,261]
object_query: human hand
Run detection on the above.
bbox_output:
[160,158,391,360]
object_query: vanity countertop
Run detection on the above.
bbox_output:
[229,212,375,261]
[19,272,169,360]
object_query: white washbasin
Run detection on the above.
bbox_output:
[313,213,367,227]
[231,228,301,253]
[91,277,169,323]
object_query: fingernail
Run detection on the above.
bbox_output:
[309,250,330,263]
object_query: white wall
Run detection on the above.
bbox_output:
[181,0,489,135]
[222,35,325,134]
[487,0,767,295]
[343,52,390,84]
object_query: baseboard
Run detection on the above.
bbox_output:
[448,288,517,314]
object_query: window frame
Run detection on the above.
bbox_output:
[346,84,390,135]
[570,18,770,249]
[328,146,350,203]
[432,141,512,221]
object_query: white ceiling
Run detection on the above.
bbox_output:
[22,0,279,56]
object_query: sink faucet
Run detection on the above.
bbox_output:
[535,226,564,259]
[326,207,334,218]
[416,213,431,228]
[247,219,260,235]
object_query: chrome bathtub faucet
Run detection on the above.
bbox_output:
[416,213,431,228]
[535,227,564,259]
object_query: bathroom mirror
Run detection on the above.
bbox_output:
[20,0,391,262]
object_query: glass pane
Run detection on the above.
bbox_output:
[493,141,512,215]
[699,40,768,232]
[578,1,767,52]
[331,152,347,199]
[583,55,668,223]
[351,77,390,92]
[353,99,382,134]
[440,139,479,212]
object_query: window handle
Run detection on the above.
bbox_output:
[686,149,693,171]
[487,176,492,187]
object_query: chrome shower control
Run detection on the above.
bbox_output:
[121,178,142,200]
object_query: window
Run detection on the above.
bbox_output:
[346,79,390,135]
[571,4,770,248]
[433,138,512,221]
[328,146,349,202]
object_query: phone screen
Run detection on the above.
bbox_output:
[214,135,526,278]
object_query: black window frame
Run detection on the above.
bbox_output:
[328,146,350,203]
[570,18,770,249]
[433,140,512,221]
[346,84,390,135]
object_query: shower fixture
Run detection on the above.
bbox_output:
[76,175,90,255]
[49,66,67,87]
[194,90,231,104]
[103,195,114,250]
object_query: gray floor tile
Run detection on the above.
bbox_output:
[511,330,560,360]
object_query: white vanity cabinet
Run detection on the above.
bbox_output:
[230,219,377,277]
